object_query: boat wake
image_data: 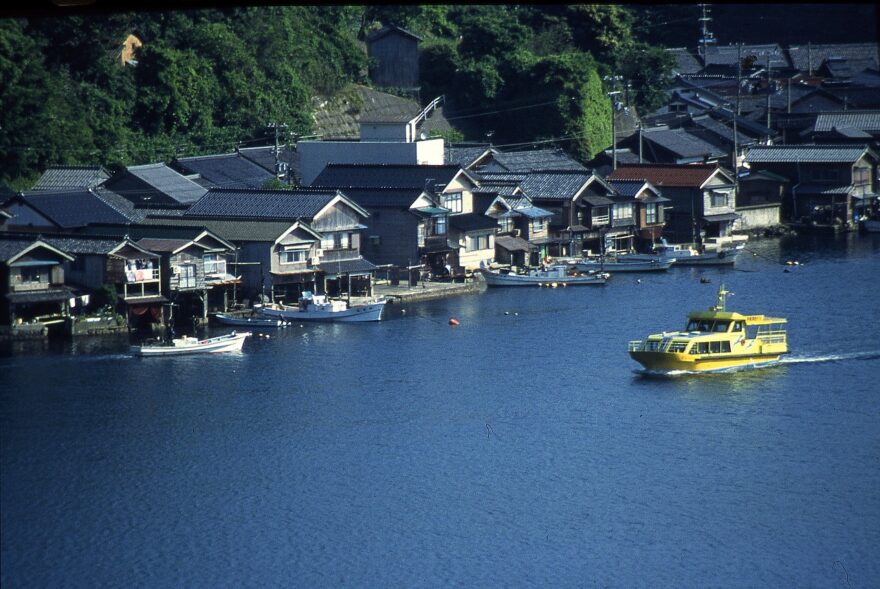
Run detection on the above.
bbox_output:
[778,351,880,364]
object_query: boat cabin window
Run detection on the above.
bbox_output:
[733,321,743,332]
[690,340,732,355]
[713,321,730,333]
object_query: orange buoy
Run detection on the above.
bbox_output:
[449,318,460,326]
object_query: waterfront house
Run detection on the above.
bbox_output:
[607,180,670,251]
[39,235,164,330]
[309,163,494,273]
[148,188,376,303]
[735,170,788,230]
[0,235,75,338]
[101,163,208,206]
[743,144,879,228]
[481,182,552,266]
[608,164,739,245]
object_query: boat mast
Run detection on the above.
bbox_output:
[712,283,730,312]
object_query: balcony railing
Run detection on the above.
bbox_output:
[592,215,610,225]
[318,248,359,263]
[125,268,159,283]
[204,260,227,275]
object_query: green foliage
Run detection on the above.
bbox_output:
[616,43,676,113]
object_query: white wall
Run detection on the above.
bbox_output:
[300,138,445,186]
[735,204,781,230]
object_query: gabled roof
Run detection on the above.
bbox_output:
[238,145,301,180]
[640,127,727,161]
[0,236,74,264]
[118,163,208,204]
[608,164,730,188]
[703,44,788,69]
[135,237,203,255]
[787,43,879,73]
[311,164,466,191]
[18,188,143,228]
[518,171,596,201]
[445,144,492,169]
[813,111,880,133]
[32,165,110,191]
[172,153,276,189]
[484,148,587,173]
[144,216,297,242]
[608,180,662,199]
[744,144,875,164]
[327,187,422,209]
[184,188,360,221]
[666,47,703,75]
[39,234,142,256]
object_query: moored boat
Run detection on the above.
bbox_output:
[626,240,741,266]
[214,312,288,328]
[569,256,674,273]
[256,291,386,322]
[862,218,880,233]
[628,284,787,372]
[132,331,252,356]
[479,262,610,287]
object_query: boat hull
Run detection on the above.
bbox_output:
[480,271,608,287]
[132,332,251,356]
[863,219,880,233]
[258,301,386,322]
[571,259,674,273]
[629,350,785,372]
[214,313,285,328]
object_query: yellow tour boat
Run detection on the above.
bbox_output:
[628,284,788,372]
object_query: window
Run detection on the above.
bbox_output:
[499,216,514,233]
[468,234,490,251]
[645,203,658,225]
[613,202,633,221]
[282,250,307,264]
[203,253,226,274]
[17,267,45,284]
[433,216,447,236]
[530,219,543,234]
[710,191,729,208]
[321,232,348,250]
[368,235,381,246]
[853,166,870,186]
[441,192,463,213]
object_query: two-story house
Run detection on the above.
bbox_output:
[0,235,75,338]
[607,180,670,252]
[608,164,739,245]
[744,144,879,228]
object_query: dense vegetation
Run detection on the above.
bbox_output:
[3,5,681,188]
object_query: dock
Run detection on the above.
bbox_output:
[366,275,485,304]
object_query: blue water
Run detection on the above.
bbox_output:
[3,233,879,587]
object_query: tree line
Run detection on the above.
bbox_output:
[0,5,682,189]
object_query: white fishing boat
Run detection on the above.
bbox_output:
[256,291,386,322]
[132,331,252,356]
[214,312,288,328]
[627,239,741,266]
[479,262,610,287]
[569,256,674,273]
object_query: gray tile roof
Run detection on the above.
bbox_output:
[32,166,110,191]
[184,188,340,220]
[641,128,728,160]
[19,188,143,228]
[40,235,128,255]
[238,146,301,182]
[172,153,276,189]
[445,144,491,169]
[704,44,788,69]
[0,237,52,261]
[145,216,294,242]
[608,180,650,198]
[315,257,378,275]
[518,171,595,201]
[787,43,879,73]
[366,24,422,43]
[793,183,855,195]
[666,47,703,75]
[311,164,462,190]
[814,111,880,133]
[135,238,193,253]
[745,145,873,163]
[328,187,421,208]
[123,163,208,204]
[486,148,587,172]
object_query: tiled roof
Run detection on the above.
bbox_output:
[0,237,58,261]
[32,166,110,191]
[135,238,193,253]
[473,171,528,184]
[184,188,340,220]
[238,146,301,181]
[123,163,208,204]
[486,148,587,172]
[814,111,880,133]
[41,235,128,255]
[366,24,422,43]
[608,164,722,188]
[793,183,855,195]
[666,47,703,75]
[145,216,294,242]
[310,164,462,190]
[329,187,421,208]
[640,127,727,160]
[445,144,491,169]
[172,153,276,189]
[19,188,142,228]
[315,257,378,275]
[787,43,879,73]
[744,145,873,163]
[608,180,652,198]
[518,171,595,201]
[704,44,788,68]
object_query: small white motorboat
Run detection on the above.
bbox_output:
[132,331,252,356]
[569,256,674,273]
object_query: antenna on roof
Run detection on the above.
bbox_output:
[698,4,717,60]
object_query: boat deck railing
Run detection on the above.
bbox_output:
[756,325,787,345]
[629,338,688,353]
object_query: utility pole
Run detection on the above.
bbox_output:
[604,75,623,171]
[698,4,717,62]
[267,122,287,181]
